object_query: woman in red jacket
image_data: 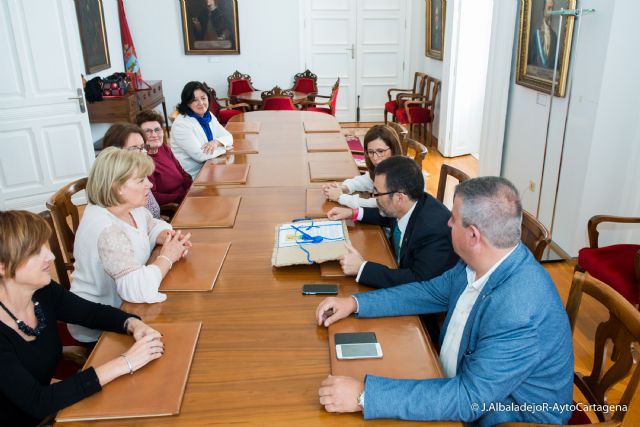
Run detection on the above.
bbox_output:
[135,110,193,204]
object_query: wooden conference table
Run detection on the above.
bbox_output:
[59,112,460,426]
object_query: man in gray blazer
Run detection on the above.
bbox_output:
[316,177,573,426]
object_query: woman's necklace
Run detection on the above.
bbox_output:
[0,299,46,337]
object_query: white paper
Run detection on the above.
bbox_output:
[277,220,345,248]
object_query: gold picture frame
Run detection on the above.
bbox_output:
[180,0,240,55]
[425,0,445,60]
[516,0,576,97]
[74,0,111,74]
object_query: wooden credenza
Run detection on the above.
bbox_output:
[86,80,169,125]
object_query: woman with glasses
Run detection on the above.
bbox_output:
[322,125,402,208]
[69,148,192,344]
[170,81,233,179]
[102,123,162,218]
[135,110,192,205]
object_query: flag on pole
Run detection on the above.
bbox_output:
[118,0,141,78]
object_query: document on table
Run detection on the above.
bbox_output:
[271,220,350,267]
[277,220,345,248]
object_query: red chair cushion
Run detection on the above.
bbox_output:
[395,107,433,124]
[229,79,253,96]
[218,108,242,125]
[305,106,331,114]
[293,78,316,94]
[262,98,295,111]
[384,100,398,114]
[568,401,592,424]
[578,244,640,304]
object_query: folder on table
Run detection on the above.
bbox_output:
[194,163,250,185]
[305,188,339,218]
[329,316,442,380]
[228,135,259,154]
[171,195,241,229]
[226,121,260,133]
[150,241,231,292]
[306,134,348,152]
[303,120,341,133]
[56,322,201,422]
[321,226,396,277]
[308,160,359,182]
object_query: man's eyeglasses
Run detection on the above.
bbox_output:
[126,145,147,153]
[371,190,399,198]
[143,127,163,135]
[366,148,390,158]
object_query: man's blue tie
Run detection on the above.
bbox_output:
[393,223,402,264]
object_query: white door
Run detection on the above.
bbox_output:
[0,0,94,212]
[355,0,407,122]
[303,0,408,122]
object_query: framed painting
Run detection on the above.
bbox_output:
[425,0,445,60]
[74,0,111,74]
[516,0,576,97]
[180,0,240,55]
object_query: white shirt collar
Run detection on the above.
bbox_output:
[464,245,518,291]
[396,200,417,234]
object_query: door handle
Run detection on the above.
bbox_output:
[346,44,354,59]
[68,88,86,113]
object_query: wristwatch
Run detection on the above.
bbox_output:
[357,390,365,410]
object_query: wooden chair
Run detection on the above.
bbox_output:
[521,210,551,262]
[46,177,87,275]
[227,70,258,104]
[578,215,640,306]
[497,271,640,427]
[436,164,471,204]
[384,72,427,124]
[260,86,296,111]
[290,69,318,98]
[406,138,428,170]
[39,210,70,288]
[395,75,441,147]
[205,84,249,125]
[302,78,340,116]
[386,121,409,155]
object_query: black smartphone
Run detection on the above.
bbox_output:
[302,284,338,295]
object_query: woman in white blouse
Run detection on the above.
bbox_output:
[69,148,191,343]
[170,81,234,179]
[322,125,403,208]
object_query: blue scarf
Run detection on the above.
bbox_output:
[187,110,214,142]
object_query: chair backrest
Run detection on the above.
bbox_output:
[46,177,87,270]
[406,138,428,170]
[436,164,471,203]
[328,78,340,116]
[565,271,640,423]
[39,210,70,288]
[292,69,318,94]
[386,122,409,155]
[227,70,255,96]
[205,84,222,118]
[260,86,296,111]
[521,210,551,261]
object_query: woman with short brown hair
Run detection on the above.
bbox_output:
[0,210,164,426]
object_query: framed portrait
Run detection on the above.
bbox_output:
[516,0,576,97]
[180,0,240,55]
[425,0,445,60]
[74,0,111,74]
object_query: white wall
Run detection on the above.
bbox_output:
[85,0,302,142]
[500,0,640,255]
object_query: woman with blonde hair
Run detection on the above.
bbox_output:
[322,125,403,208]
[69,147,191,343]
[0,210,164,426]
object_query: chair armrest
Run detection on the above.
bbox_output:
[387,87,413,101]
[301,99,331,108]
[227,102,250,111]
[587,215,640,248]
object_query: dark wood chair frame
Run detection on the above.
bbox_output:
[226,70,258,103]
[300,78,340,115]
[400,75,440,147]
[436,164,471,204]
[386,121,409,155]
[260,86,296,110]
[384,71,427,124]
[289,69,318,100]
[406,138,428,170]
[521,210,551,262]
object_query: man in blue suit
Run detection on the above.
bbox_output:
[316,177,574,426]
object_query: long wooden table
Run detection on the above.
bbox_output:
[58,111,460,426]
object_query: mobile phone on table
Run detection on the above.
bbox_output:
[334,332,383,360]
[302,284,338,295]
